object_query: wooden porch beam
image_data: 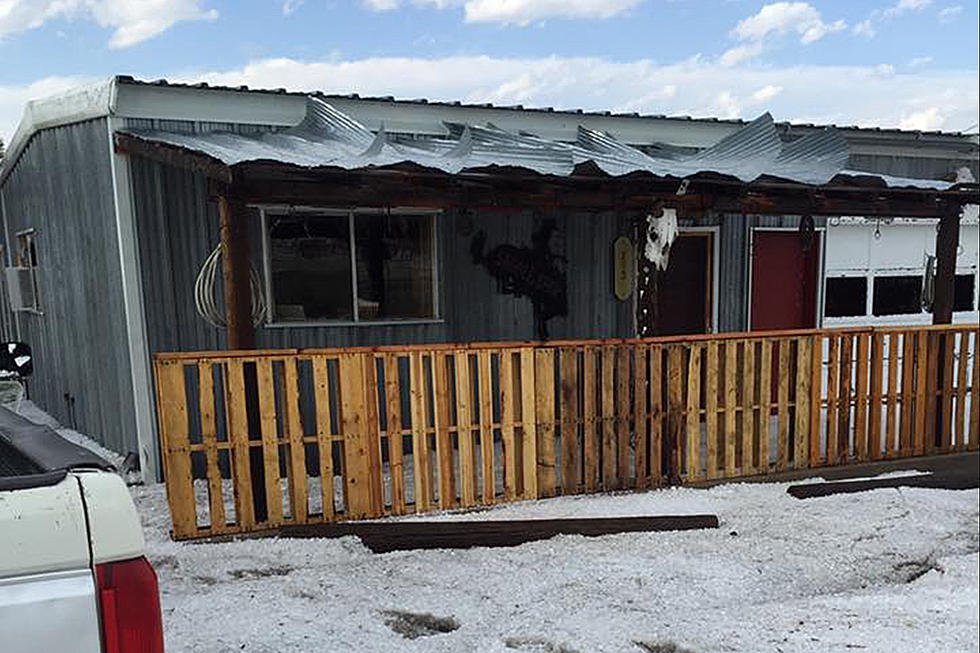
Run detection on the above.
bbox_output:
[218,192,255,350]
[932,206,961,325]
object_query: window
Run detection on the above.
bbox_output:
[825,277,867,317]
[872,275,922,316]
[954,274,975,312]
[264,210,437,324]
[4,230,41,313]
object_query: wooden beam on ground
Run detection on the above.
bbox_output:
[277,515,720,552]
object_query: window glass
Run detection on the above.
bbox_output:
[354,212,435,320]
[268,213,352,322]
[954,274,975,312]
[872,275,922,316]
[825,277,867,317]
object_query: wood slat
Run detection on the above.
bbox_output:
[900,333,916,455]
[224,359,254,529]
[384,354,405,515]
[432,352,455,509]
[970,330,979,450]
[311,356,334,520]
[868,333,884,461]
[685,345,702,482]
[741,341,756,474]
[634,345,649,488]
[649,346,663,486]
[363,355,384,515]
[914,331,929,456]
[560,348,580,493]
[616,346,631,485]
[197,362,226,531]
[776,340,790,470]
[955,331,970,450]
[758,340,772,471]
[838,335,853,462]
[520,348,539,500]
[409,352,432,512]
[793,337,811,470]
[283,358,308,524]
[337,355,369,520]
[924,332,939,454]
[500,350,518,500]
[724,342,737,477]
[582,347,598,492]
[853,333,869,462]
[533,349,556,497]
[826,335,840,466]
[478,350,496,503]
[885,333,899,457]
[157,361,196,538]
[940,332,956,450]
[668,346,685,483]
[705,342,719,479]
[809,335,824,466]
[454,351,477,507]
[255,359,283,525]
[601,347,616,489]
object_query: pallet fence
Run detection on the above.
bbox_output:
[154,324,979,540]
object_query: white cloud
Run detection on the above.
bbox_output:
[360,0,643,23]
[750,84,784,104]
[282,0,304,15]
[884,0,933,18]
[909,55,934,66]
[719,41,765,67]
[938,5,963,22]
[0,0,218,48]
[732,2,846,44]
[900,106,944,130]
[852,19,876,37]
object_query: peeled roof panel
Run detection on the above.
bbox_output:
[117,96,955,189]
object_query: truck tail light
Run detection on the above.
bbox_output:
[95,557,165,653]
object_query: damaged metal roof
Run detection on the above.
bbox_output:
[119,96,951,189]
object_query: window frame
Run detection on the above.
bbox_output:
[12,228,43,316]
[823,274,869,318]
[258,206,442,328]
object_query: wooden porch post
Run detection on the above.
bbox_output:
[932,205,961,325]
[218,193,255,350]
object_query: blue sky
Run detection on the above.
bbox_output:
[1,1,978,142]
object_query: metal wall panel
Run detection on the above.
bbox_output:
[0,118,136,455]
[849,153,977,182]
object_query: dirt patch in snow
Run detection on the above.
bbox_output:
[634,641,700,653]
[381,610,459,639]
[227,565,294,580]
[503,635,581,652]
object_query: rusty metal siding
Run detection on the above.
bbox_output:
[0,118,136,455]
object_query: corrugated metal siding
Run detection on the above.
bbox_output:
[718,213,748,332]
[0,118,136,454]
[849,153,977,182]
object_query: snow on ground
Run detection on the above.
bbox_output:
[131,478,980,653]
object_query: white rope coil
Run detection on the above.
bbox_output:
[194,244,268,329]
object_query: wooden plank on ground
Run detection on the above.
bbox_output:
[868,333,884,461]
[776,340,790,471]
[601,346,616,489]
[534,349,556,497]
[479,350,496,503]
[409,352,431,512]
[634,345,649,488]
[454,351,477,507]
[616,346,631,485]
[560,347,580,493]
[157,361,196,538]
[826,335,840,466]
[224,359,254,529]
[914,331,929,456]
[854,333,869,462]
[955,331,970,450]
[311,356,334,520]
[793,337,811,470]
[742,341,756,474]
[885,333,899,457]
[668,346,685,483]
[649,346,663,486]
[758,340,772,471]
[685,345,702,481]
[500,350,518,500]
[283,358,308,524]
[384,354,405,515]
[197,362,226,531]
[724,342,737,478]
[705,342,719,479]
[520,348,539,500]
[582,347,598,492]
[255,359,283,525]
[432,352,455,509]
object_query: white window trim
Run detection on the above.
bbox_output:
[13,227,43,316]
[256,206,443,328]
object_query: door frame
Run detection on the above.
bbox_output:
[747,226,826,331]
[635,226,719,336]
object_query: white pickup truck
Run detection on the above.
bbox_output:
[0,406,164,653]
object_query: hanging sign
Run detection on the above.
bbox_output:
[613,236,634,301]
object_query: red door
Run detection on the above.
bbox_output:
[750,231,820,331]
